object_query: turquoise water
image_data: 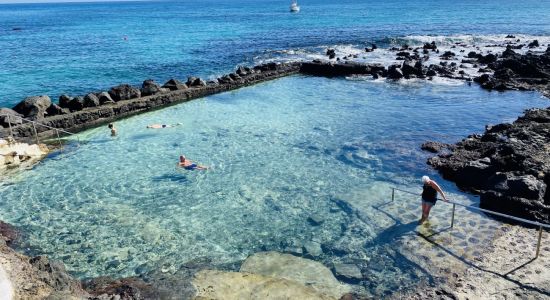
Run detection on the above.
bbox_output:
[1,0,550,297]
[1,0,549,107]
[0,75,548,295]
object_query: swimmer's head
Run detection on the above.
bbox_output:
[422,176,430,184]
[108,123,113,129]
[180,155,185,162]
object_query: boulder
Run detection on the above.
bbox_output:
[58,94,72,108]
[467,51,479,58]
[402,59,423,77]
[387,65,403,79]
[326,48,336,59]
[236,66,251,76]
[527,40,539,48]
[218,75,234,84]
[108,84,141,101]
[423,41,437,51]
[478,53,498,64]
[97,92,115,105]
[141,79,162,96]
[421,141,452,153]
[46,104,68,116]
[485,173,546,200]
[162,79,187,91]
[440,51,456,59]
[12,95,51,120]
[83,93,100,108]
[0,108,23,127]
[186,77,206,87]
[66,96,84,112]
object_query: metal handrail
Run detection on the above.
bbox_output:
[0,114,76,136]
[390,187,548,259]
[1,113,79,149]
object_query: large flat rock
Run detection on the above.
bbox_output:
[192,270,335,300]
[239,251,350,299]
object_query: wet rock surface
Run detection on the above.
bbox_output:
[476,48,550,97]
[426,107,550,223]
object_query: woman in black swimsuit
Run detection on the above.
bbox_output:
[420,176,448,224]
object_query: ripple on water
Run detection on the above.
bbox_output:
[0,76,547,297]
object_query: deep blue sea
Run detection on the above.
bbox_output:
[0,0,549,107]
[0,0,549,298]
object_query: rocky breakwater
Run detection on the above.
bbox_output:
[0,62,301,141]
[424,107,550,224]
[475,46,550,97]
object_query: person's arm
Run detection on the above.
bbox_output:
[431,181,448,201]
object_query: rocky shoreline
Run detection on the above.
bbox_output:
[1,38,548,143]
[424,107,549,224]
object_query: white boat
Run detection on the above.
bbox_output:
[290,0,300,12]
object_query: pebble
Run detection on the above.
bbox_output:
[333,263,363,283]
[303,241,323,257]
[307,214,325,226]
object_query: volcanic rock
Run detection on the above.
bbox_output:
[12,95,51,120]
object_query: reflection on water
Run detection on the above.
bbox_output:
[0,76,547,297]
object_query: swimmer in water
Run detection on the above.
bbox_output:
[108,123,117,136]
[178,155,208,170]
[147,123,183,129]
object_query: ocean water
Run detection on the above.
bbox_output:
[0,0,549,107]
[1,0,550,297]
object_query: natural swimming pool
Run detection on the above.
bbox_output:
[0,75,547,296]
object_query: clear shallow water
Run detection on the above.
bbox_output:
[1,0,549,107]
[0,76,548,295]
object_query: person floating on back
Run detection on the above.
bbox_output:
[147,123,182,129]
[178,155,208,170]
[419,175,448,224]
[108,123,117,136]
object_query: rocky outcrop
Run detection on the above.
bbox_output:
[0,236,87,299]
[426,107,550,223]
[475,49,550,97]
[12,95,51,121]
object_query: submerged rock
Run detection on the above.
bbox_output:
[333,263,363,283]
[193,270,335,300]
[239,251,350,299]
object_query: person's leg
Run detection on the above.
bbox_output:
[424,203,434,219]
[419,202,427,224]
